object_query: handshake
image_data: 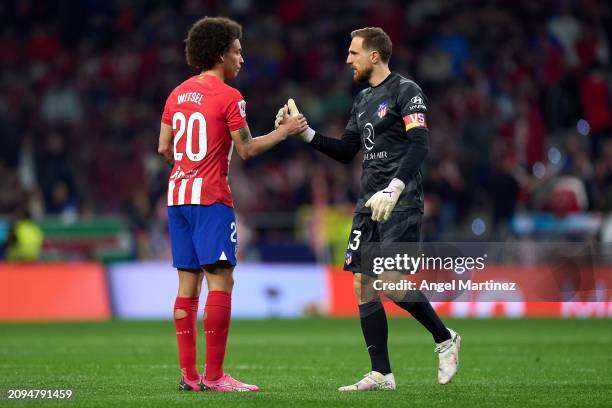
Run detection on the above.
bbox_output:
[274,99,316,143]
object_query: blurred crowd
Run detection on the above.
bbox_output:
[1,0,611,254]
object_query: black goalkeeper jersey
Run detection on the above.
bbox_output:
[345,72,428,213]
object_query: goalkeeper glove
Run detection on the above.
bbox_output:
[275,99,315,142]
[364,178,405,222]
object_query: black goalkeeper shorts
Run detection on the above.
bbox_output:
[343,209,422,276]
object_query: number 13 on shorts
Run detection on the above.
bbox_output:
[348,229,361,250]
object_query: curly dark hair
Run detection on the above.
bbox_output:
[351,27,392,64]
[185,17,243,70]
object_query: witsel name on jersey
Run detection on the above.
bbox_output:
[177,92,204,105]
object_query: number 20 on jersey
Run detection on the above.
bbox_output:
[172,111,208,162]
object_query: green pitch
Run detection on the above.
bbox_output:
[0,318,610,407]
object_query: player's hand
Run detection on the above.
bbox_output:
[274,106,285,129]
[273,99,301,129]
[364,179,405,222]
[277,106,309,138]
[275,98,315,142]
[287,98,301,117]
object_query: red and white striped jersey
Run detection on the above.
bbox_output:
[161,74,247,207]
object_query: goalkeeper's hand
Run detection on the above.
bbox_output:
[364,178,405,222]
[274,98,315,142]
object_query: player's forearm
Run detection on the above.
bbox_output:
[309,132,361,164]
[243,128,287,159]
[393,128,429,184]
[158,123,175,167]
[158,146,175,167]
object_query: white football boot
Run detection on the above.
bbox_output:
[436,328,461,384]
[338,371,396,391]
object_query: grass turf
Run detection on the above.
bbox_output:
[0,318,610,407]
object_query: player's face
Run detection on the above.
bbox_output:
[346,37,373,83]
[222,39,244,79]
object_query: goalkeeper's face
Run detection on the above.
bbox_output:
[346,37,374,83]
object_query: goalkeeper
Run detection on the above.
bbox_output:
[276,27,461,391]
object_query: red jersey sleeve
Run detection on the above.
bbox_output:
[161,93,173,125]
[224,88,247,131]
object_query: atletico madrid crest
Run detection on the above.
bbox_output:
[377,102,389,118]
[345,251,353,265]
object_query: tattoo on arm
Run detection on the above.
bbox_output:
[238,127,252,144]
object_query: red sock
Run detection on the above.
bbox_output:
[203,291,232,381]
[174,297,199,381]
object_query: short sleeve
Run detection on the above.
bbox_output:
[161,93,173,125]
[225,88,247,131]
[397,81,429,132]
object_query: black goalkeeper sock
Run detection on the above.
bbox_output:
[394,290,451,344]
[359,300,391,375]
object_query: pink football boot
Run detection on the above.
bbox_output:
[202,373,259,392]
